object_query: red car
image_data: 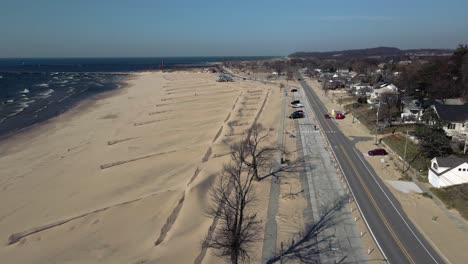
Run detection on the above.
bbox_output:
[368,148,388,156]
[335,113,345,119]
[324,114,331,119]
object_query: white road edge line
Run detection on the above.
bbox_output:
[352,148,444,264]
[300,82,390,263]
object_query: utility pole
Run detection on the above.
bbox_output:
[375,104,380,145]
[403,130,409,171]
[339,92,343,111]
[280,242,284,264]
[464,134,467,154]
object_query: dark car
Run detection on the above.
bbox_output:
[324,114,331,119]
[291,100,300,105]
[368,148,388,156]
[297,78,302,81]
[289,111,304,119]
[291,89,298,92]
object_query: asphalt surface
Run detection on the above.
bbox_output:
[294,88,367,263]
[297,75,446,264]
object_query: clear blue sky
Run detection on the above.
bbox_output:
[1,0,467,57]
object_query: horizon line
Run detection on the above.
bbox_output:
[0,55,284,60]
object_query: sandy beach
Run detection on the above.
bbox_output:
[0,71,287,263]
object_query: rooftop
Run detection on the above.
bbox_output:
[436,155,468,168]
[433,103,468,122]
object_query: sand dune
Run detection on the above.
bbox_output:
[0,71,282,263]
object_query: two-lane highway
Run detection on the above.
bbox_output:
[297,75,446,264]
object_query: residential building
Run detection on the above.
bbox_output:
[432,102,468,140]
[401,99,424,123]
[428,155,468,188]
[367,83,399,105]
[350,83,371,96]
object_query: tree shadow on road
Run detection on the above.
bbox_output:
[266,195,350,264]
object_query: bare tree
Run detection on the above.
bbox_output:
[286,70,294,81]
[379,92,400,126]
[239,124,303,181]
[267,196,349,264]
[205,156,261,263]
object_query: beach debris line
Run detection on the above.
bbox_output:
[202,147,212,163]
[134,119,168,126]
[107,137,139,146]
[148,110,172,116]
[7,191,164,245]
[212,126,223,143]
[100,146,197,169]
[154,193,185,246]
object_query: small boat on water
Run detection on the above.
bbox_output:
[20,89,30,94]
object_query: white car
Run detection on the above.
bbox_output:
[292,103,304,108]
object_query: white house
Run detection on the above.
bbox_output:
[432,103,468,140]
[401,99,424,123]
[428,155,468,188]
[367,83,399,105]
[350,83,371,96]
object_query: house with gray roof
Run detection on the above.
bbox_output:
[428,155,468,188]
[432,103,468,140]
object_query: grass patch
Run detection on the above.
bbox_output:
[346,105,377,133]
[378,124,419,135]
[382,133,430,173]
[398,174,412,182]
[420,192,433,199]
[431,184,468,220]
[336,96,357,105]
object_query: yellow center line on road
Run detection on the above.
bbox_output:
[338,144,416,264]
[304,84,414,262]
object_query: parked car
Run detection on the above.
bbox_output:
[335,113,345,119]
[368,148,388,156]
[290,88,298,92]
[292,110,304,114]
[292,103,304,108]
[324,114,331,119]
[289,111,304,119]
[291,100,300,105]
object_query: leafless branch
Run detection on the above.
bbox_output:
[205,158,262,263]
[267,196,349,264]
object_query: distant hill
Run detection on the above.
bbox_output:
[289,47,453,59]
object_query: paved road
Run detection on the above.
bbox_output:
[297,74,446,264]
[294,88,367,263]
